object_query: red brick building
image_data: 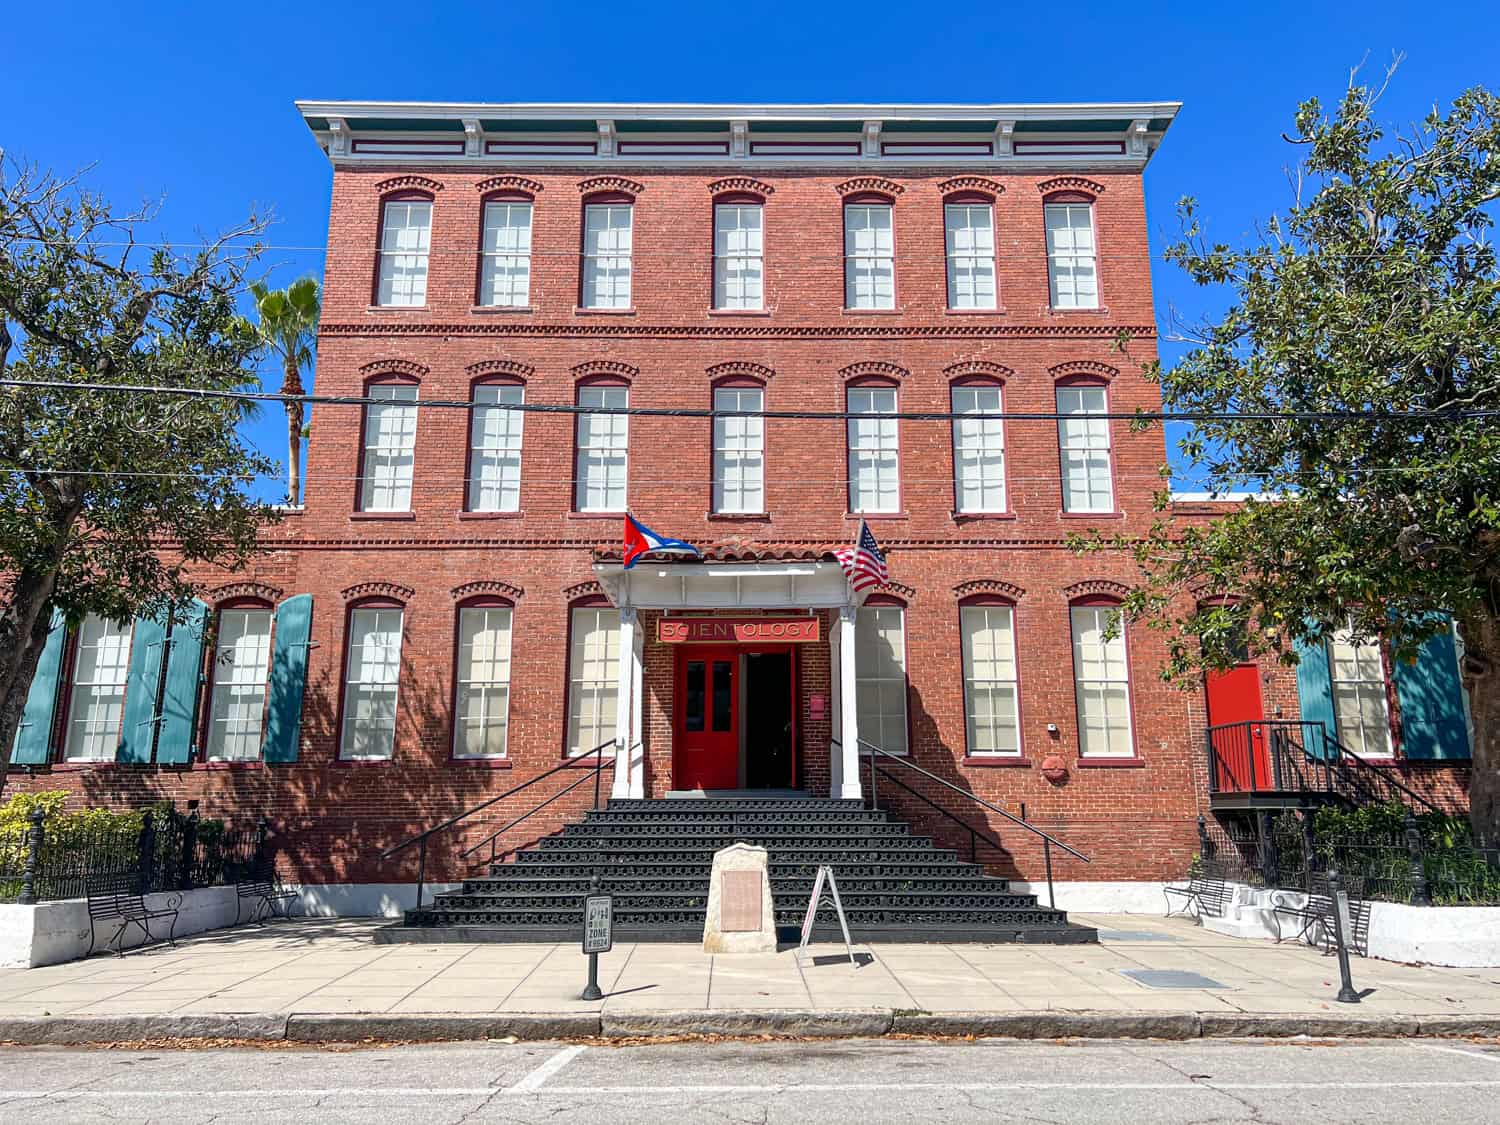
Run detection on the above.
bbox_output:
[7,101,1472,906]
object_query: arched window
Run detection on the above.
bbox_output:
[339,597,405,761]
[713,192,765,310]
[847,377,900,514]
[357,374,420,513]
[453,596,515,759]
[856,594,908,754]
[375,191,433,307]
[1043,191,1098,310]
[712,375,765,514]
[477,191,533,308]
[566,596,619,757]
[580,191,634,310]
[943,192,996,310]
[467,377,525,513]
[1055,376,1114,514]
[1069,596,1134,758]
[951,377,1007,514]
[843,193,895,310]
[62,615,134,762]
[204,598,275,762]
[574,377,629,513]
[959,595,1020,756]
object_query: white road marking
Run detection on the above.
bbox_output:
[3,1079,1500,1100]
[1413,1042,1500,1064]
[506,1044,588,1093]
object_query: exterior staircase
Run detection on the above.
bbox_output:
[376,797,1096,944]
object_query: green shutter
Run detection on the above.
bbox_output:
[262,594,313,764]
[156,600,208,765]
[117,611,168,763]
[13,610,66,765]
[1392,617,1471,760]
[1294,632,1336,758]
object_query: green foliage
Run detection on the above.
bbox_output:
[0,789,142,833]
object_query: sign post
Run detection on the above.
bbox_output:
[795,864,857,966]
[581,875,612,1001]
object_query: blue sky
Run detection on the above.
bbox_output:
[3,1,1493,499]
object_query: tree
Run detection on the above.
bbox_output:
[1107,70,1500,841]
[245,277,318,506]
[0,161,278,790]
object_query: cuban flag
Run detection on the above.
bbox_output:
[622,514,701,569]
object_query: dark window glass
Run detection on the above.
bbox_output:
[685,661,705,732]
[712,660,733,732]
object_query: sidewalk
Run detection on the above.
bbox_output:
[1,913,1498,1043]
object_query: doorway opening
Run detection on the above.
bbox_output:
[674,646,797,791]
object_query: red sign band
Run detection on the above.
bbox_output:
[658,617,820,644]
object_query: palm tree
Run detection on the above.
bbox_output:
[246,278,319,505]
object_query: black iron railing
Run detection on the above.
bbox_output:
[1205,720,1440,814]
[853,738,1089,908]
[381,738,620,910]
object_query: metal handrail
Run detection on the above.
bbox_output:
[872,763,1007,862]
[380,738,618,909]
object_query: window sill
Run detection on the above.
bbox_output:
[470,305,533,314]
[195,759,265,771]
[1043,305,1110,316]
[350,511,417,521]
[841,307,901,316]
[365,305,428,313]
[1058,510,1124,520]
[457,510,525,520]
[846,511,908,521]
[449,757,514,768]
[963,755,1032,768]
[50,760,114,772]
[562,756,615,769]
[707,511,771,522]
[1352,757,1401,767]
[1075,757,1146,769]
[568,511,624,520]
[334,757,395,766]
[707,308,772,317]
[952,511,1017,522]
[574,306,636,316]
[944,307,1009,316]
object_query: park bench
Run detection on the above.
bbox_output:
[234,864,300,925]
[1271,875,1369,955]
[1163,862,1231,920]
[85,872,180,957]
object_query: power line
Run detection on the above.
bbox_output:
[3,379,1494,424]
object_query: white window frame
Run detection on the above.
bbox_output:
[567,606,620,757]
[574,385,629,512]
[479,200,533,308]
[843,202,895,310]
[855,604,908,754]
[359,383,419,513]
[712,385,765,514]
[1328,624,1394,758]
[713,202,765,310]
[1045,201,1099,310]
[63,615,133,762]
[205,607,273,762]
[1056,384,1114,513]
[944,202,997,310]
[952,384,1007,513]
[339,606,404,761]
[453,605,514,759]
[962,604,1021,757]
[847,385,900,514]
[467,384,524,512]
[1070,603,1134,758]
[581,202,633,310]
[376,198,432,307]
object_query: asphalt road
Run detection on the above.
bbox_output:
[2,1036,1500,1123]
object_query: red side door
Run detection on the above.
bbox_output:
[1205,663,1269,791]
[675,647,739,790]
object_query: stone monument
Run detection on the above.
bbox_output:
[702,842,777,953]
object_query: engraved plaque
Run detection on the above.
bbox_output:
[720,869,762,932]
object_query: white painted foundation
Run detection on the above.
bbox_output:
[0,886,244,968]
[1013,881,1172,914]
[1366,901,1500,968]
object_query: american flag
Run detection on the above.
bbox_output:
[835,520,889,593]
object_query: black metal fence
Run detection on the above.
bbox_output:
[0,805,273,904]
[1198,811,1500,906]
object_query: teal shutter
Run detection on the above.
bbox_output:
[1294,632,1337,758]
[1392,617,1471,760]
[156,600,209,765]
[13,610,66,765]
[262,594,313,764]
[117,611,168,763]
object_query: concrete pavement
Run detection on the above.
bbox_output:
[2,1037,1500,1122]
[2,913,1500,1042]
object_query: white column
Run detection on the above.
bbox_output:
[630,621,645,798]
[612,607,636,799]
[828,617,843,798]
[837,605,863,800]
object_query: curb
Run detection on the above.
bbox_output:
[3,1009,1500,1046]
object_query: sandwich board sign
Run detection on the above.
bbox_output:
[796,864,857,966]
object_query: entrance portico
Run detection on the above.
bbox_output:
[593,559,863,801]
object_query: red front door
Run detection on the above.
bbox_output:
[675,647,739,789]
[1205,663,1269,791]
